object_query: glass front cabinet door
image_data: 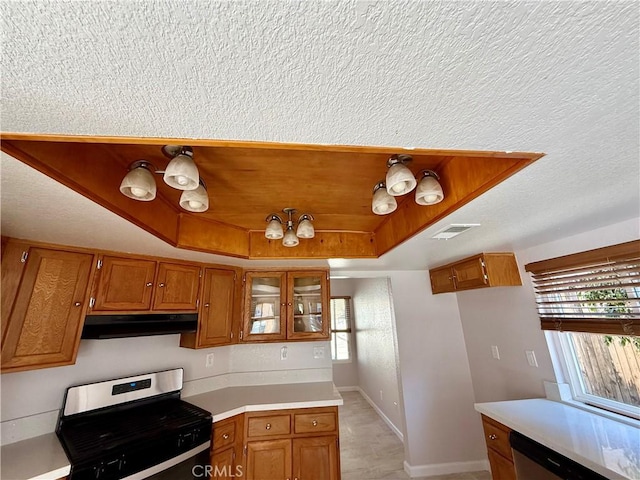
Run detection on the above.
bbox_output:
[242,270,329,342]
[243,272,287,341]
[286,271,329,340]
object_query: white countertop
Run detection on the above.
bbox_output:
[185,381,343,422]
[0,433,71,480]
[475,398,640,480]
[0,382,342,480]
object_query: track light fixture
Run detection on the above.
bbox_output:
[119,145,209,212]
[264,208,315,247]
[372,155,444,215]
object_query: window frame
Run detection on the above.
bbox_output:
[330,296,353,363]
[547,330,640,420]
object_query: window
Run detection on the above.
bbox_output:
[330,297,353,361]
[525,240,640,418]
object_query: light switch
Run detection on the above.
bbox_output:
[491,345,500,360]
[526,350,538,367]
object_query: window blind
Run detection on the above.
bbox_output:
[524,240,640,335]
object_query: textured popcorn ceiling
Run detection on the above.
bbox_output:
[1,1,638,270]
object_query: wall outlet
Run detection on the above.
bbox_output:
[313,346,325,359]
[205,353,214,368]
[379,390,383,401]
[280,346,288,360]
[491,345,500,360]
[526,350,538,367]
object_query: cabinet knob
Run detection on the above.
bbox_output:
[265,423,271,430]
[146,282,153,287]
[287,302,292,306]
[74,302,81,307]
[158,283,165,288]
[204,303,210,308]
[280,303,287,307]
[488,434,497,440]
[312,420,318,427]
[222,433,229,440]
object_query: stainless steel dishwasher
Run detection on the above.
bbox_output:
[510,431,608,480]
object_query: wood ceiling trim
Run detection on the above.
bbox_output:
[248,231,376,259]
[1,139,180,246]
[375,154,541,255]
[0,133,543,260]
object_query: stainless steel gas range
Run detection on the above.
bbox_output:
[56,368,212,480]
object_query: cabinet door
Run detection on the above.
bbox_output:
[452,256,488,290]
[211,447,236,480]
[245,439,291,480]
[152,262,200,311]
[292,436,340,480]
[1,248,94,372]
[287,271,329,340]
[429,266,455,294]
[487,448,516,480]
[196,269,236,347]
[243,272,287,342]
[92,256,156,311]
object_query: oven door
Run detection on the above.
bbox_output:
[122,442,211,480]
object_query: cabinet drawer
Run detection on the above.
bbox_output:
[213,421,236,451]
[247,414,291,438]
[293,412,337,434]
[481,415,513,461]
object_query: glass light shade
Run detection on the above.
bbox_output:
[179,184,209,212]
[163,154,199,190]
[283,227,300,247]
[265,219,284,239]
[119,166,156,201]
[386,163,417,196]
[372,187,398,215]
[296,218,315,239]
[415,175,444,205]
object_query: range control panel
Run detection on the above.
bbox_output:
[112,378,151,396]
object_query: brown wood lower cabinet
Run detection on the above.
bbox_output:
[211,414,244,480]
[481,415,516,480]
[244,407,341,480]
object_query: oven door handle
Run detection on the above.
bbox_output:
[120,441,211,480]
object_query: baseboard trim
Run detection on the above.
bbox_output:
[356,388,404,442]
[336,386,360,392]
[403,459,490,477]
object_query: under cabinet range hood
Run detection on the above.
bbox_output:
[81,313,198,339]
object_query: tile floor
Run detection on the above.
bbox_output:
[338,391,491,480]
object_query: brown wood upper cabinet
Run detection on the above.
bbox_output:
[429,253,521,294]
[90,256,200,313]
[1,242,95,372]
[242,270,330,342]
[181,267,241,349]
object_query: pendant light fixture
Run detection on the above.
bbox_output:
[264,208,315,247]
[371,155,445,215]
[119,145,209,212]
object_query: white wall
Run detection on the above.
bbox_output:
[0,337,332,422]
[388,271,486,472]
[351,278,403,432]
[458,217,640,403]
[330,278,359,388]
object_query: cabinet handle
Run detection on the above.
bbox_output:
[312,420,318,427]
[74,302,81,307]
[265,423,271,430]
[222,433,229,440]
[146,282,153,287]
[159,283,165,288]
[488,434,497,440]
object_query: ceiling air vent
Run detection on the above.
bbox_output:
[431,224,480,240]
